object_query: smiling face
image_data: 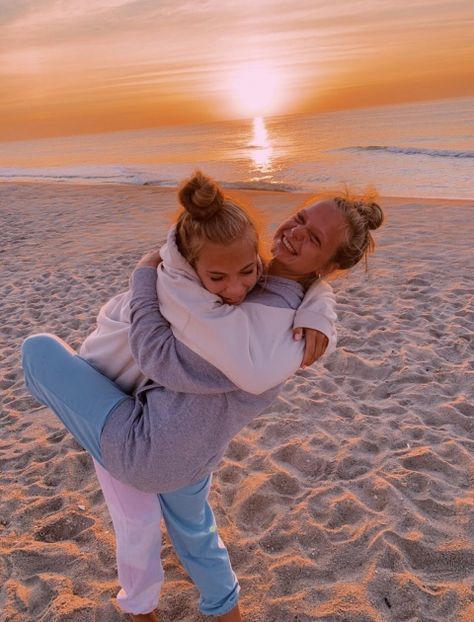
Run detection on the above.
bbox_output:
[194,234,259,305]
[270,199,347,281]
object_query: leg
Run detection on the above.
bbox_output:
[21,333,132,466]
[159,476,240,618]
[94,460,164,616]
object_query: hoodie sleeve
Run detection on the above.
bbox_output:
[79,290,149,393]
[129,267,238,394]
[157,269,304,395]
[293,279,337,355]
[162,283,337,395]
[156,226,337,395]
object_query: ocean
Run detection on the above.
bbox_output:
[0,97,472,200]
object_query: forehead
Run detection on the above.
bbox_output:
[303,200,346,240]
[304,199,339,220]
[197,237,257,270]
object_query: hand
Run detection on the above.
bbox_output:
[136,249,162,269]
[293,327,329,368]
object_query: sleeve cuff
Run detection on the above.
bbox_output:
[293,309,334,340]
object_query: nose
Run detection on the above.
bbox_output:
[289,224,306,240]
[223,279,247,301]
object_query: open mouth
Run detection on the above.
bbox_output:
[281,234,297,255]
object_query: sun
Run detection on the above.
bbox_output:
[229,62,282,117]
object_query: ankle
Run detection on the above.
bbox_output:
[217,604,242,622]
[129,612,159,622]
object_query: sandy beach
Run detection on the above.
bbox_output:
[1,182,473,622]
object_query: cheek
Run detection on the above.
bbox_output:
[299,243,321,268]
[198,275,222,295]
[243,273,258,289]
[271,224,287,247]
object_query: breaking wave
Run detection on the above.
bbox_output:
[338,145,474,158]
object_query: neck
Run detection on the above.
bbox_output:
[266,259,318,289]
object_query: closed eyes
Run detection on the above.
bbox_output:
[295,212,320,246]
[208,265,256,282]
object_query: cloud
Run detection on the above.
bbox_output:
[0,0,473,138]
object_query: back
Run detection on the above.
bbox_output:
[100,268,305,493]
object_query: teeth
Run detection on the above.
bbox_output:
[282,235,296,255]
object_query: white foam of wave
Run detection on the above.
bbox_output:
[338,145,474,158]
[0,164,303,194]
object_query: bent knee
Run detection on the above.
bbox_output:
[22,333,56,356]
[21,333,70,366]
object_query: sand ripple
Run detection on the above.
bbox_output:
[1,184,473,621]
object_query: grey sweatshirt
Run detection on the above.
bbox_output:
[100,267,306,493]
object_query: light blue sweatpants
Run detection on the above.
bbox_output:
[21,333,239,616]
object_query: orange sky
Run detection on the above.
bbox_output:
[1,0,473,140]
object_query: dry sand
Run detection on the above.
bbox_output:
[0,182,473,622]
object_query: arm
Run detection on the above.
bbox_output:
[156,231,337,394]
[293,279,337,358]
[158,275,329,394]
[129,267,237,395]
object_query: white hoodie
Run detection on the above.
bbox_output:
[80,227,337,395]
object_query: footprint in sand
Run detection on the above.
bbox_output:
[268,470,301,497]
[335,454,372,480]
[367,566,460,621]
[34,511,94,543]
[325,493,373,530]
[272,440,328,480]
[401,448,467,485]
[384,531,474,579]
[219,463,243,485]
[8,548,79,576]
[226,439,251,462]
[234,473,294,531]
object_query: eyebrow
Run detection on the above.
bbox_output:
[207,261,256,276]
[299,210,325,244]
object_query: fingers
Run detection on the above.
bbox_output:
[301,330,316,367]
[300,330,329,368]
[293,327,304,341]
[315,334,329,361]
[137,249,162,268]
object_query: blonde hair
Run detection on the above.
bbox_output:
[331,189,384,271]
[175,170,261,265]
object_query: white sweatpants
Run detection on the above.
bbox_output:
[94,460,164,614]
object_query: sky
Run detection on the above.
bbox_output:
[1,0,473,140]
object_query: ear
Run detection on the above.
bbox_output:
[256,255,264,278]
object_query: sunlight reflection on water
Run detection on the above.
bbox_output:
[1,98,472,198]
[249,116,273,174]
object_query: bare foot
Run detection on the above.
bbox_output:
[217,604,242,622]
[129,612,159,622]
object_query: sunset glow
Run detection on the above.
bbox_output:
[229,63,283,117]
[0,0,473,140]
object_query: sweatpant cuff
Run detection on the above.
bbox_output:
[200,583,240,617]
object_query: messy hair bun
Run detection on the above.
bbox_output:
[175,170,261,265]
[331,192,384,271]
[354,200,384,231]
[178,170,225,221]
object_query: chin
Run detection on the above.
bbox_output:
[223,298,244,306]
